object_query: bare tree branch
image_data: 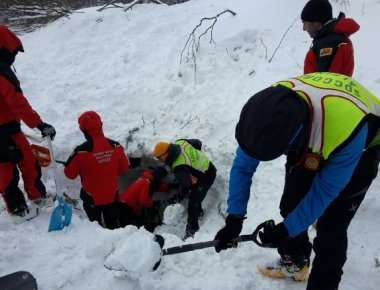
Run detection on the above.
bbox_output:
[259,37,268,61]
[97,0,123,11]
[1,1,76,34]
[268,16,297,63]
[124,0,167,12]
[124,0,140,12]
[179,9,236,83]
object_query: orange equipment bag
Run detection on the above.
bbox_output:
[30,144,51,167]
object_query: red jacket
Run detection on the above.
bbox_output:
[0,74,42,129]
[304,16,360,76]
[64,112,129,205]
[119,171,155,215]
[0,25,41,130]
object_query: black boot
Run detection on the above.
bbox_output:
[184,216,200,239]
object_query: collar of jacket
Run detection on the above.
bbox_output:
[314,18,338,39]
[165,144,181,166]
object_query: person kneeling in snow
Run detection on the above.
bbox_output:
[119,166,172,232]
[64,111,129,229]
[153,139,216,239]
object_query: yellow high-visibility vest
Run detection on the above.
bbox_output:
[276,72,380,159]
[171,140,210,172]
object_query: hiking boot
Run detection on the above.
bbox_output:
[184,220,200,239]
[10,204,39,224]
[11,205,29,217]
[199,207,204,220]
[257,257,309,282]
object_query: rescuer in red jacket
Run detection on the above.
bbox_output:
[64,111,129,229]
[301,0,360,76]
[0,25,56,219]
[119,166,170,232]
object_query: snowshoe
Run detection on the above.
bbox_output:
[257,257,309,282]
[10,204,39,225]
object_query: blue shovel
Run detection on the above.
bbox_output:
[46,138,72,232]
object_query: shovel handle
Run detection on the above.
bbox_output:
[162,221,274,256]
[162,234,254,256]
[55,159,66,165]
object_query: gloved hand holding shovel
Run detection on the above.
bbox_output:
[104,222,271,273]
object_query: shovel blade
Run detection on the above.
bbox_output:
[152,234,165,271]
[48,197,72,232]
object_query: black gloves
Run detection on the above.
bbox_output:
[258,220,289,248]
[37,122,56,140]
[214,215,244,252]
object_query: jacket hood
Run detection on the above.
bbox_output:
[78,111,104,137]
[333,17,360,36]
[0,25,24,65]
[235,85,308,161]
[0,25,24,53]
[318,14,359,38]
[165,144,181,166]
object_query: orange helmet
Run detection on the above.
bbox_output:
[153,142,170,161]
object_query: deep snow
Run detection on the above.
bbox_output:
[1,0,380,289]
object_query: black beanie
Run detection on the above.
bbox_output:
[235,85,308,161]
[301,0,333,23]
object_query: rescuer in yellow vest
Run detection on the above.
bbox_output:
[153,139,216,239]
[214,72,380,290]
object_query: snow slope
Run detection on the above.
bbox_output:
[1,0,380,289]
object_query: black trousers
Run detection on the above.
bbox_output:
[80,190,120,230]
[187,162,217,226]
[119,203,162,232]
[1,162,46,214]
[279,147,380,290]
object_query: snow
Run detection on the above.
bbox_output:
[104,227,162,275]
[1,0,380,289]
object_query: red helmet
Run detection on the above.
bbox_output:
[78,111,103,135]
[0,25,24,65]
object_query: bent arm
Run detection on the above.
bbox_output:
[284,124,368,237]
[227,146,260,217]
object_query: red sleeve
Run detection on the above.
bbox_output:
[119,179,153,212]
[0,76,42,128]
[117,146,129,175]
[64,152,81,179]
[304,49,318,74]
[328,42,354,77]
[139,182,154,209]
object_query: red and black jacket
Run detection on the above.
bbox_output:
[64,135,130,206]
[0,65,42,134]
[119,170,155,215]
[119,168,169,215]
[304,14,360,76]
[0,26,41,137]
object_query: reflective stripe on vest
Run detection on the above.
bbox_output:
[171,140,210,173]
[276,72,380,159]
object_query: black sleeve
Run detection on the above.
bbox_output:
[312,33,346,72]
[173,165,193,197]
[65,141,91,166]
[185,139,203,150]
[129,157,142,168]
